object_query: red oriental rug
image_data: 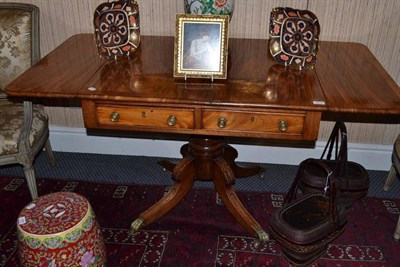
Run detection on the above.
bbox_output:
[1,176,399,266]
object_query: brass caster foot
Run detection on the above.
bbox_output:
[383,186,389,191]
[131,217,144,233]
[254,229,269,248]
[395,233,400,241]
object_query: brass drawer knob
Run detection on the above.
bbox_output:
[167,115,177,126]
[109,112,120,122]
[218,117,227,128]
[279,120,288,132]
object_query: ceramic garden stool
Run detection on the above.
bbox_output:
[16,192,106,266]
[383,134,400,240]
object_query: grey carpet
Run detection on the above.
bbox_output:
[0,151,399,199]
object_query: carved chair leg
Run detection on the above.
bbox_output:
[23,165,38,200]
[395,215,400,241]
[384,165,397,191]
[44,139,56,167]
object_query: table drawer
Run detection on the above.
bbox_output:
[202,110,305,135]
[95,105,195,129]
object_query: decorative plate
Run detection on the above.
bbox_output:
[269,7,320,70]
[94,0,140,59]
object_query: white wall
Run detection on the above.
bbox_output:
[50,127,392,171]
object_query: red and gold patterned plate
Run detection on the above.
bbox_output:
[94,0,140,59]
[269,7,320,70]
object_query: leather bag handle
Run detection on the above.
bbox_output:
[320,121,348,177]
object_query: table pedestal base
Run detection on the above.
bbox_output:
[131,136,269,244]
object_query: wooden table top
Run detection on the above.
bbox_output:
[6,34,400,115]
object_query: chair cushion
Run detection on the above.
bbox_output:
[0,100,48,155]
[0,8,33,96]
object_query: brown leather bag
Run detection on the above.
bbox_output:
[270,159,347,266]
[298,121,369,209]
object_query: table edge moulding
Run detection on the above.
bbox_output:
[6,34,400,244]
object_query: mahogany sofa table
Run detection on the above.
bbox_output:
[6,34,400,244]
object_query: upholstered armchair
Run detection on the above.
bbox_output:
[0,3,56,199]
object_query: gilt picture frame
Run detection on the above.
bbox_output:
[173,14,229,80]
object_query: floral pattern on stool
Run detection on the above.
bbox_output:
[17,192,106,267]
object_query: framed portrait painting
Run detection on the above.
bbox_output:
[173,14,229,80]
